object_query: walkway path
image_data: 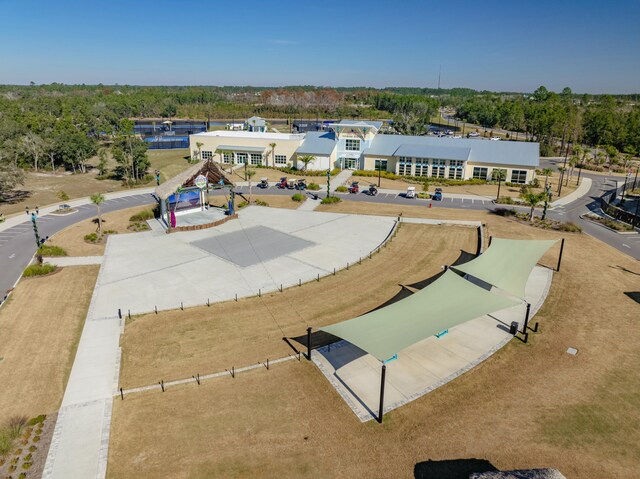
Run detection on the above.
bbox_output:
[297,169,353,212]
[44,256,104,266]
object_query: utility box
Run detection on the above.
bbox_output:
[509,321,518,335]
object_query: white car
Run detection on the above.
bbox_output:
[468,132,479,137]
[406,186,416,199]
[490,137,501,141]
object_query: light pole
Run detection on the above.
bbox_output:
[377,160,382,188]
[31,212,41,248]
[621,173,631,201]
[542,184,552,220]
[633,166,638,191]
[326,169,331,198]
[495,169,504,201]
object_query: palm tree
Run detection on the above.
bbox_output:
[90,193,105,236]
[269,142,277,167]
[246,169,256,204]
[541,168,553,188]
[521,190,545,221]
[297,154,315,171]
[195,142,204,163]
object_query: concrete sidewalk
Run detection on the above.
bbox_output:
[550,177,592,208]
[45,256,104,266]
[297,169,353,212]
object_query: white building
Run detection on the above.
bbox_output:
[190,120,539,183]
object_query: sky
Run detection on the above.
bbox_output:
[0,0,638,93]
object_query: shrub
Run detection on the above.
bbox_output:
[237,201,249,209]
[495,196,515,205]
[335,186,348,193]
[23,264,56,277]
[307,182,320,191]
[6,416,27,440]
[494,208,517,217]
[253,199,268,206]
[57,190,70,201]
[84,232,99,243]
[37,245,68,257]
[22,462,32,470]
[0,433,12,456]
[127,223,150,232]
[28,446,36,453]
[321,196,342,205]
[129,210,154,222]
[291,193,305,202]
[417,192,431,199]
[27,414,47,427]
[103,229,117,235]
[557,222,582,232]
[530,177,540,188]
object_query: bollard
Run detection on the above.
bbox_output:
[181,302,183,311]
[359,257,362,264]
[207,298,210,307]
[299,278,301,287]
[231,366,235,378]
[120,388,124,400]
[369,252,372,259]
[194,374,200,385]
[159,380,165,392]
[280,284,283,292]
[317,273,320,282]
[235,293,238,302]
[266,358,269,370]
[347,262,349,270]
[155,305,157,315]
[128,309,131,319]
[118,308,122,319]
[333,268,336,275]
[259,289,261,297]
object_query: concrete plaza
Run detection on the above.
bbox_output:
[312,266,553,421]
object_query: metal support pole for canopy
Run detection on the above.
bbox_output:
[306,327,312,361]
[522,302,531,334]
[557,238,565,272]
[377,363,387,424]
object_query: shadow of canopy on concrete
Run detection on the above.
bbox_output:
[320,270,520,363]
[453,238,557,298]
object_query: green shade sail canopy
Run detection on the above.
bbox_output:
[320,270,520,362]
[453,238,557,298]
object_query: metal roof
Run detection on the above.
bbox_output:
[295,131,337,156]
[365,134,539,167]
[394,144,471,161]
[216,144,266,153]
[329,120,384,130]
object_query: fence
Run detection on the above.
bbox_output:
[600,182,639,227]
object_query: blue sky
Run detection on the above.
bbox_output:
[0,0,638,93]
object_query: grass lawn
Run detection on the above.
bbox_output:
[118,223,477,389]
[0,266,99,425]
[0,149,191,217]
[109,202,640,478]
[47,205,155,256]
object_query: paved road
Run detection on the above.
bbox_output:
[0,193,156,299]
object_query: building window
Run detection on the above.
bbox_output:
[275,155,287,165]
[472,167,488,180]
[414,158,429,177]
[345,139,361,151]
[510,169,528,184]
[236,153,247,164]
[250,153,262,165]
[448,160,464,180]
[202,150,213,160]
[374,159,387,172]
[223,153,232,164]
[431,159,446,178]
[398,157,412,176]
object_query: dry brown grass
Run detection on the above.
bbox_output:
[0,266,99,425]
[119,224,477,388]
[1,149,191,217]
[108,203,640,479]
[47,205,154,256]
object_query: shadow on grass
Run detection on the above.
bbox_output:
[624,292,640,305]
[414,458,497,479]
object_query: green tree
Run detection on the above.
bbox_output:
[90,193,105,236]
[21,132,45,172]
[269,142,277,167]
[541,168,553,187]
[112,121,149,183]
[520,190,545,221]
[246,169,256,203]
[97,148,108,177]
[297,154,315,171]
[0,161,25,201]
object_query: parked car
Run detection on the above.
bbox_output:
[468,132,479,137]
[257,178,269,189]
[295,179,307,190]
[348,181,360,194]
[406,186,416,198]
[367,184,378,196]
[490,136,501,141]
[432,188,443,201]
[277,177,288,189]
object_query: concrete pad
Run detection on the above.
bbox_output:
[313,266,553,422]
[45,256,103,266]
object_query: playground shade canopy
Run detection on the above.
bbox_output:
[453,238,557,298]
[320,270,520,362]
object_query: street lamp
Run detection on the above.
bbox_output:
[31,212,41,248]
[495,169,504,201]
[326,169,331,198]
[542,184,552,220]
[621,173,631,201]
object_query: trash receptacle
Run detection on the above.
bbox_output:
[509,321,518,335]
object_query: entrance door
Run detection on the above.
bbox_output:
[344,158,357,169]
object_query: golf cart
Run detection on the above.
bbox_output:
[367,184,378,196]
[277,177,288,189]
[432,188,443,201]
[257,178,269,189]
[287,179,296,189]
[406,186,416,199]
[295,179,307,190]
[348,181,360,194]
